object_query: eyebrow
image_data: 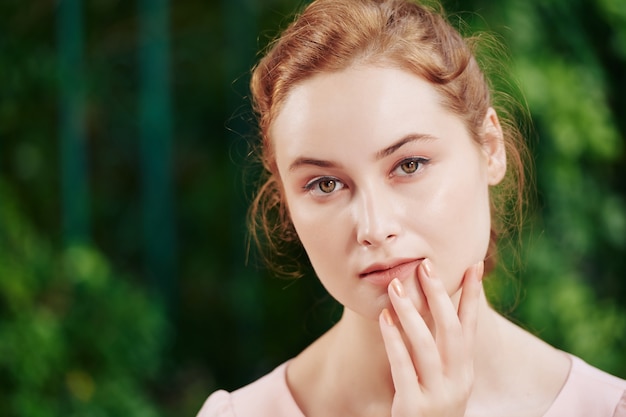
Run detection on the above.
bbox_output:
[376,133,437,160]
[288,157,340,172]
[288,133,437,172]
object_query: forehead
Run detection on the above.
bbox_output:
[274,64,441,124]
[270,65,462,157]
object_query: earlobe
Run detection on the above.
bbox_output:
[482,107,507,185]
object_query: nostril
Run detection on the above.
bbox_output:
[354,196,400,247]
[358,233,396,248]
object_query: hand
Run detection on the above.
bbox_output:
[378,259,484,417]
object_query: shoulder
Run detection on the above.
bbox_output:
[196,390,234,417]
[546,354,626,417]
[195,362,304,417]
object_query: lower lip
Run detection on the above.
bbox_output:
[360,260,422,286]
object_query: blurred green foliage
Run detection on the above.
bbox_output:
[481,0,626,377]
[0,180,168,416]
[0,0,625,415]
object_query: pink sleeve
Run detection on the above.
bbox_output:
[196,390,235,417]
[195,362,301,417]
[614,391,626,417]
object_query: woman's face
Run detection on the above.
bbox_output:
[271,65,505,320]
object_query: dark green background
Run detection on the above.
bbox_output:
[1,0,625,415]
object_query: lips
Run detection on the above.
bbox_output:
[359,259,422,286]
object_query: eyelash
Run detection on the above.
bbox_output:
[303,176,344,196]
[302,157,430,196]
[391,156,430,177]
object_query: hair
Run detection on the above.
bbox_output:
[247,0,530,278]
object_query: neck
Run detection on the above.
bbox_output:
[288,285,570,417]
[289,288,511,416]
[332,289,505,393]
[302,309,396,416]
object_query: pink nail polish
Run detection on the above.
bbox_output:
[391,278,405,297]
[476,261,485,282]
[421,259,432,278]
[381,308,394,326]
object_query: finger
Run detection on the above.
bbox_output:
[457,261,484,354]
[388,278,443,389]
[379,308,421,396]
[416,259,465,371]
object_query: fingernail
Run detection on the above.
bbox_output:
[476,261,485,282]
[381,308,394,326]
[421,259,432,278]
[390,278,405,298]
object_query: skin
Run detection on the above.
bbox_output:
[273,64,503,322]
[270,64,570,417]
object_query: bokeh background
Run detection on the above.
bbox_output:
[1,0,625,415]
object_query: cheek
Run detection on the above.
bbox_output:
[413,175,492,273]
[287,201,345,262]
[289,207,354,296]
[444,184,491,247]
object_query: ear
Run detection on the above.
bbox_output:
[481,107,507,185]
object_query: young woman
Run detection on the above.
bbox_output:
[198,0,626,415]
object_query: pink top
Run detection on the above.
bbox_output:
[197,354,626,417]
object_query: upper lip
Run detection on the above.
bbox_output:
[358,258,422,277]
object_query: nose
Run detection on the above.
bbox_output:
[354,188,401,248]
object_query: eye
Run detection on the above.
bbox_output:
[303,176,346,196]
[392,157,429,177]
